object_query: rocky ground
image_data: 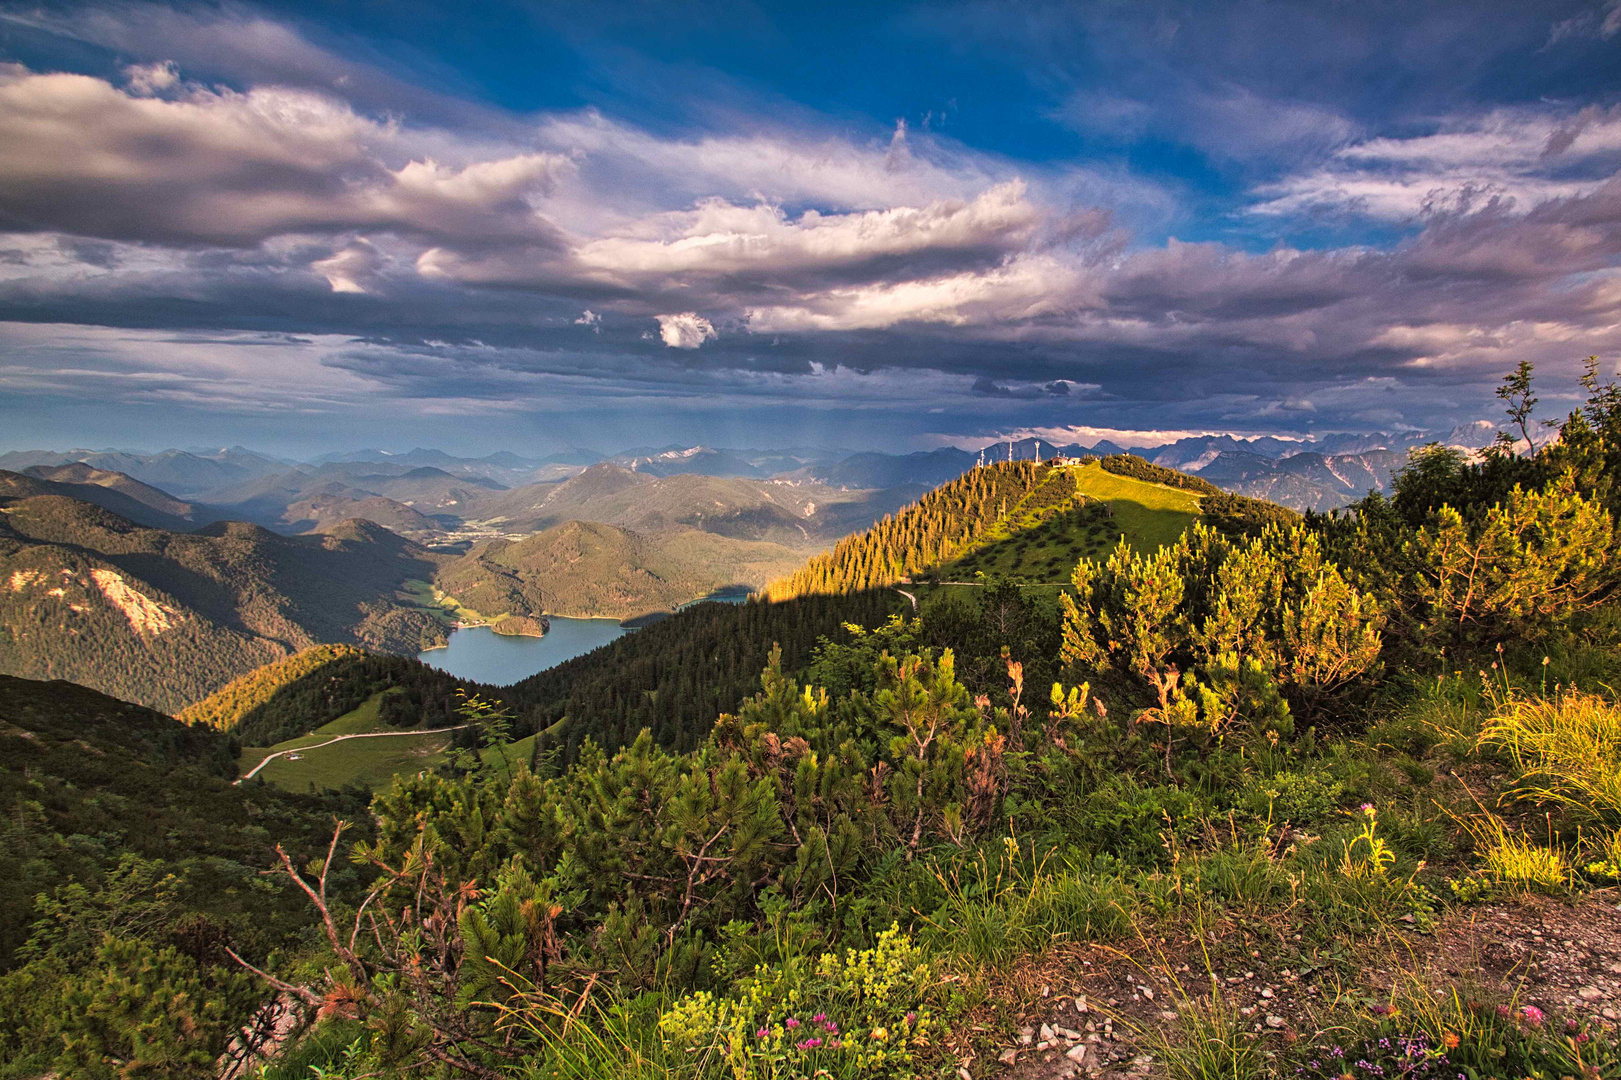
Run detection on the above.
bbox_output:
[971,893,1621,1079]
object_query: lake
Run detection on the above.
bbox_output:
[418,617,628,686]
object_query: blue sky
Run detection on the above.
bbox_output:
[0,0,1619,456]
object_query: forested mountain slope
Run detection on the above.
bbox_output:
[767,456,1219,599]
[0,492,454,711]
[436,520,806,620]
[180,643,501,747]
[503,588,906,757]
[0,673,354,966]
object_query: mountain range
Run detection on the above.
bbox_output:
[0,421,1503,522]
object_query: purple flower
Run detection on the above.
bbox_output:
[905,1011,917,1024]
[1369,1003,1391,1016]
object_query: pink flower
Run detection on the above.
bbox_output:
[786,1017,800,1029]
[1522,1005,1544,1026]
[757,1028,769,1039]
[1360,803,1375,814]
[797,1037,823,1050]
[812,1013,826,1023]
[824,1020,838,1032]
[905,1011,917,1024]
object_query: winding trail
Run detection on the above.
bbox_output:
[237,724,470,783]
[895,588,918,612]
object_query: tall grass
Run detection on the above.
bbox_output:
[1482,690,1621,825]
[919,841,1135,967]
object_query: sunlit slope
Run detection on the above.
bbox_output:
[766,456,1279,597]
[182,643,499,748]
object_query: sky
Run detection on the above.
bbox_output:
[0,0,1619,457]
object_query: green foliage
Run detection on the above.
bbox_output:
[1061,523,1383,739]
[656,925,954,1078]
[54,934,261,1080]
[1200,491,1302,537]
[509,590,904,759]
[1404,480,1614,646]
[1296,985,1621,1080]
[1097,454,1224,495]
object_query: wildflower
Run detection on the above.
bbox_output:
[757,1027,769,1040]
[1443,1032,1459,1050]
[1577,1032,1591,1044]
[1369,1003,1391,1016]
[797,1037,823,1050]
[824,1020,838,1032]
[1496,1004,1513,1019]
[905,1011,917,1025]
[871,1027,889,1041]
[812,1013,826,1023]
[786,1017,801,1029]
[1522,1005,1544,1026]
[829,1039,843,1049]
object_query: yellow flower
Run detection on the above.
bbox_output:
[871,1027,889,1041]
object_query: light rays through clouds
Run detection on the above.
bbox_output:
[0,1,1619,453]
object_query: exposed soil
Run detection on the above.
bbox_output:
[971,894,1621,1079]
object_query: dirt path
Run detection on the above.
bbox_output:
[896,588,918,611]
[237,724,469,783]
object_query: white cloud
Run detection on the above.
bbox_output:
[312,240,381,293]
[655,313,716,348]
[1251,106,1621,221]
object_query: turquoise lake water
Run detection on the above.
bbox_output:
[416,591,752,685]
[417,617,627,685]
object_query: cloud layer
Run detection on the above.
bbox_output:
[1,2,1619,452]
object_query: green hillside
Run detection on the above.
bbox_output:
[0,674,366,1075]
[769,456,1294,598]
[0,490,456,712]
[936,458,1202,582]
[179,643,501,747]
[238,690,537,792]
[507,588,906,758]
[436,519,803,620]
